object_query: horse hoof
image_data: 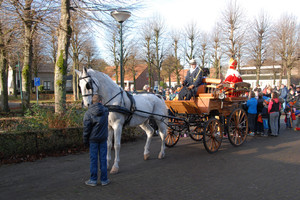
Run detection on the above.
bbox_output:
[144,153,150,160]
[110,166,119,174]
[158,152,165,159]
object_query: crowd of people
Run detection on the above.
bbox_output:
[246,83,300,137]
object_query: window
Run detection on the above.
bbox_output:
[44,81,51,90]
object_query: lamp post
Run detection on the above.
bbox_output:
[111,10,131,88]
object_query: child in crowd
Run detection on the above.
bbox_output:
[261,101,269,136]
[247,91,257,136]
[256,93,264,135]
[284,106,292,128]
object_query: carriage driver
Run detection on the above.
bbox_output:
[178,59,203,100]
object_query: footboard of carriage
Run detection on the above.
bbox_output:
[164,79,251,153]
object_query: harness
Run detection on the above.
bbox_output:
[79,74,167,127]
[79,74,137,126]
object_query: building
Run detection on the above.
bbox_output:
[6,63,73,94]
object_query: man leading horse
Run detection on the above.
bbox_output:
[179,59,203,100]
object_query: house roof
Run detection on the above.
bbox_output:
[104,64,148,82]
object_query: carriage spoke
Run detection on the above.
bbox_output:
[228,108,248,147]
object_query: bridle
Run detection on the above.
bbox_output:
[78,75,98,97]
[78,74,124,106]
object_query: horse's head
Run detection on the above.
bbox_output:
[75,67,94,107]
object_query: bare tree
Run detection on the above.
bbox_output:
[151,15,165,87]
[161,55,177,87]
[140,20,154,88]
[54,0,71,114]
[273,14,299,87]
[69,13,90,100]
[211,24,223,79]
[221,0,245,61]
[170,30,182,85]
[125,44,140,90]
[9,0,54,109]
[184,21,200,62]
[248,12,270,86]
[198,32,209,69]
[0,0,15,112]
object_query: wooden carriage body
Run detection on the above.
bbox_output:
[164,78,251,153]
[165,78,250,117]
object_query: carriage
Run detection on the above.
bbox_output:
[77,67,251,173]
[164,78,251,153]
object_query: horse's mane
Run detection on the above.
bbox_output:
[88,69,119,89]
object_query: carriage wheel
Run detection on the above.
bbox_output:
[189,126,203,141]
[165,118,182,147]
[165,127,180,147]
[203,118,223,153]
[227,108,248,146]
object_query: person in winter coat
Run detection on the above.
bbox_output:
[179,59,203,100]
[256,93,264,135]
[279,84,288,110]
[83,94,110,187]
[247,91,258,136]
[268,92,281,136]
[261,100,269,136]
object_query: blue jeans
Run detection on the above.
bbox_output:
[89,141,108,183]
[263,119,269,129]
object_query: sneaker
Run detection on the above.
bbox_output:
[85,180,97,187]
[262,134,268,137]
[248,132,255,136]
[101,179,110,186]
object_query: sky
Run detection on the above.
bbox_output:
[138,0,299,32]
[100,0,300,64]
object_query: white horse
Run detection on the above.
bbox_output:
[76,67,168,174]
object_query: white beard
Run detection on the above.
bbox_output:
[225,69,241,79]
[190,66,198,74]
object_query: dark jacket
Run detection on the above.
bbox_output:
[183,67,203,94]
[257,97,264,114]
[83,103,109,144]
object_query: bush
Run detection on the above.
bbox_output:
[16,103,86,131]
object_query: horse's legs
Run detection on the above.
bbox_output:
[156,120,167,159]
[139,121,154,160]
[107,126,114,169]
[110,124,122,174]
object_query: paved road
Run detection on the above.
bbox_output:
[1,126,300,200]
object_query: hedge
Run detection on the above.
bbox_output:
[0,127,143,164]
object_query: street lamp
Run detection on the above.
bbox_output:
[111,10,131,88]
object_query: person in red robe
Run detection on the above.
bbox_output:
[224,58,243,84]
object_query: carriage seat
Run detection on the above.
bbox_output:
[196,78,221,96]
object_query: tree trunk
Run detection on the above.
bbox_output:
[279,65,283,86]
[21,0,34,110]
[287,67,291,88]
[256,66,260,86]
[0,46,9,112]
[54,0,71,114]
